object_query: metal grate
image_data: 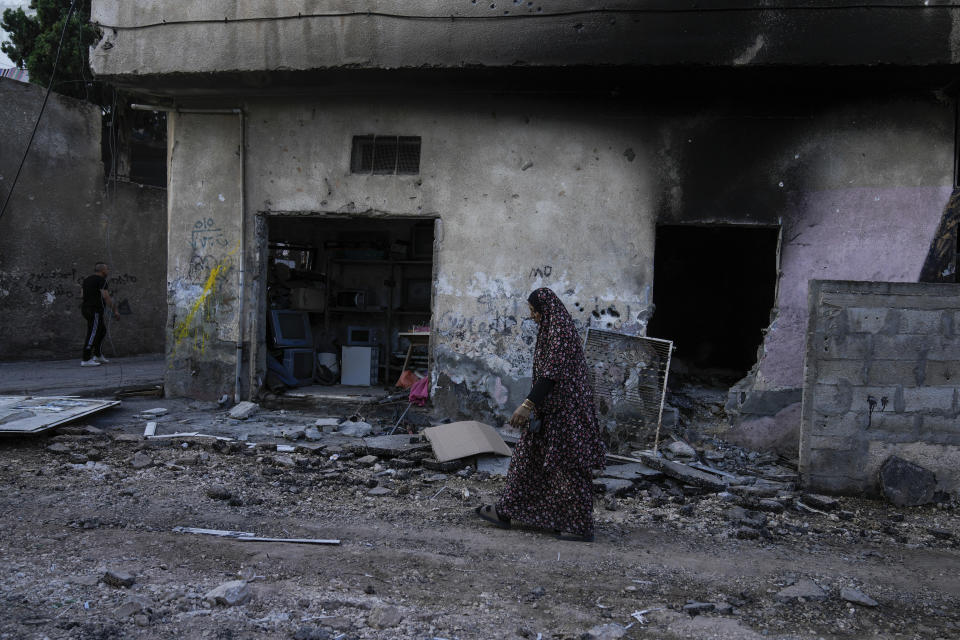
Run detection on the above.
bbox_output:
[351,135,421,175]
[583,328,673,451]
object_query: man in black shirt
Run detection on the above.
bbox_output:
[80,262,119,366]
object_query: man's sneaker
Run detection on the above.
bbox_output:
[80,359,101,367]
[94,355,110,363]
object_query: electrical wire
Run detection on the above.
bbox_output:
[93,3,960,31]
[0,0,78,223]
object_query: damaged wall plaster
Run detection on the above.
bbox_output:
[655,95,953,453]
[0,78,166,360]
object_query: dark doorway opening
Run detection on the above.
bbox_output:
[647,225,779,382]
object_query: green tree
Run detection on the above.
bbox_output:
[1,0,104,104]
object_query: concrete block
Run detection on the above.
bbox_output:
[808,447,857,472]
[846,307,890,334]
[815,360,866,385]
[919,416,960,443]
[923,361,960,386]
[808,434,859,451]
[812,382,853,416]
[826,292,960,311]
[901,387,959,413]
[811,413,867,438]
[871,335,932,359]
[819,334,873,360]
[736,388,802,416]
[805,473,859,495]
[867,412,919,436]
[926,337,960,361]
[898,309,944,335]
[866,360,923,387]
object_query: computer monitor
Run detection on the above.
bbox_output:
[268,309,313,348]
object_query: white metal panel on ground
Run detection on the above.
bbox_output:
[0,396,120,434]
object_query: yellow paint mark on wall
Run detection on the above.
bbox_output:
[173,262,225,349]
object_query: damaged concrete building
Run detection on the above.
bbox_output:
[88,2,960,482]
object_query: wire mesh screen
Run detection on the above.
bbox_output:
[583,328,673,449]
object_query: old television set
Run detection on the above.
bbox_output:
[269,309,313,348]
[347,326,375,345]
[282,348,315,385]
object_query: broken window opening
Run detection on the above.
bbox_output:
[351,135,421,175]
[647,225,779,384]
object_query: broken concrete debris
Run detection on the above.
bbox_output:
[102,569,135,588]
[203,580,251,607]
[228,401,259,420]
[840,586,879,608]
[775,579,827,603]
[880,456,938,507]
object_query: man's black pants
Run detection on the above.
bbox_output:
[82,307,106,361]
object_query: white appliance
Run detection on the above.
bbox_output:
[341,346,377,386]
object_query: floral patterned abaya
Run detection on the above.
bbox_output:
[496,288,605,537]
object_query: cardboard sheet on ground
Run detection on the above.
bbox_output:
[422,421,512,462]
[0,396,120,434]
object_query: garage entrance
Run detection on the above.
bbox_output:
[264,216,435,396]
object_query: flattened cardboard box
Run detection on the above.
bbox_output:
[422,421,513,462]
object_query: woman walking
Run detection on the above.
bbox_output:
[475,287,605,542]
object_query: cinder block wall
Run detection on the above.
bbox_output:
[799,280,960,495]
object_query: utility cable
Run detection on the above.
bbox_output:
[0,0,78,223]
[93,3,960,31]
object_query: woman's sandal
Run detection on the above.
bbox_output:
[475,504,511,529]
[556,532,594,543]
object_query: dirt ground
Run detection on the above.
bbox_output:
[1,398,959,640]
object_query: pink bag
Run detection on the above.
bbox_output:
[409,375,430,406]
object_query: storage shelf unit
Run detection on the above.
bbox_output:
[324,257,431,384]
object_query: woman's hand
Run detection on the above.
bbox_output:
[509,404,531,428]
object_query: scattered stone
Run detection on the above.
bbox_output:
[594,477,634,496]
[338,420,373,437]
[86,448,103,461]
[735,527,759,540]
[115,595,151,618]
[69,453,90,464]
[840,587,879,607]
[683,602,715,615]
[775,579,827,603]
[803,494,839,511]
[68,574,100,586]
[129,452,154,470]
[141,407,169,417]
[356,455,379,466]
[314,417,340,427]
[639,453,726,492]
[304,427,323,441]
[367,487,391,497]
[283,429,306,441]
[134,614,149,627]
[928,528,953,540]
[294,627,331,640]
[879,456,937,507]
[205,485,233,500]
[586,623,627,639]
[274,454,296,468]
[203,580,251,607]
[102,569,136,588]
[666,440,697,458]
[367,604,403,628]
[46,443,70,454]
[714,601,734,615]
[364,584,376,594]
[228,401,259,420]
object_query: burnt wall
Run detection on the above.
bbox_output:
[0,78,167,361]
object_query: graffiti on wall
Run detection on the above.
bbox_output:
[171,237,238,356]
[190,218,229,252]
